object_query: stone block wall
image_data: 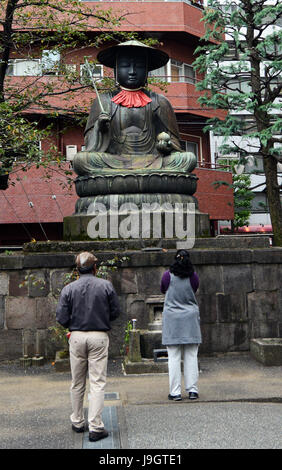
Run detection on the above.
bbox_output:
[0,255,75,360]
[109,248,282,355]
[0,247,281,361]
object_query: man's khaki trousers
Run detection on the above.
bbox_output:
[69,331,109,432]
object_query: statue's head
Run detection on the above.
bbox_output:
[97,40,169,90]
[115,47,148,89]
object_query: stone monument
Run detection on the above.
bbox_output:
[64,40,210,241]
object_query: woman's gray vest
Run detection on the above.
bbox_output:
[162,273,202,345]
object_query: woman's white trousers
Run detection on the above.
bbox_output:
[167,344,199,396]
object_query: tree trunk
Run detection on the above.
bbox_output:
[231,219,235,233]
[0,0,19,100]
[263,154,282,246]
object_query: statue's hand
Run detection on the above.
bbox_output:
[156,132,172,155]
[98,113,111,132]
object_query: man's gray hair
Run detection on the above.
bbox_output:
[76,252,97,272]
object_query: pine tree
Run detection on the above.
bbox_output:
[193,0,282,245]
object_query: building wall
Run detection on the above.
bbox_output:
[194,168,234,220]
[82,1,207,37]
[0,247,281,361]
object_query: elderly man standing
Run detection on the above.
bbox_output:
[56,251,120,442]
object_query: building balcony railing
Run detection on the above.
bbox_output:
[149,74,197,85]
[6,73,224,120]
[84,0,204,6]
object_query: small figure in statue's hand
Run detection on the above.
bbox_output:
[156,132,173,155]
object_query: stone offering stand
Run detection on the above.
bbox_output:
[250,338,282,366]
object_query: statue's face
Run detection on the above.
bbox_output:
[116,48,147,89]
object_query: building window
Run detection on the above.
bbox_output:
[6,59,41,76]
[80,63,103,84]
[180,140,199,158]
[228,77,251,93]
[80,0,204,4]
[171,59,195,84]
[244,155,264,174]
[251,193,269,213]
[224,44,241,60]
[148,64,168,83]
[149,59,196,84]
[221,3,241,14]
[41,50,61,75]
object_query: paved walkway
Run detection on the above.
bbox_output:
[0,353,281,449]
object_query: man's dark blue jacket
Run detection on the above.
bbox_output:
[56,274,120,331]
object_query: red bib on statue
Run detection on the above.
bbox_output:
[111,89,152,108]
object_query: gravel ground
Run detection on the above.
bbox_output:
[0,357,124,377]
[0,357,124,449]
[0,353,281,449]
[124,402,282,449]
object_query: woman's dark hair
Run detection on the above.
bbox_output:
[169,249,194,278]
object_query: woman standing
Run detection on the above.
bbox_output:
[161,250,201,401]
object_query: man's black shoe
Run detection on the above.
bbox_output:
[89,429,109,442]
[189,392,199,400]
[168,394,182,401]
[72,424,85,433]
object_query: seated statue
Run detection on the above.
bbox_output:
[73,40,197,176]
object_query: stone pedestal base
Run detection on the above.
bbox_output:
[250,338,282,366]
[63,211,211,241]
[75,172,198,199]
[32,356,45,366]
[67,169,211,241]
[20,356,32,368]
[54,351,70,372]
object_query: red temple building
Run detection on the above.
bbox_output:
[0,1,233,245]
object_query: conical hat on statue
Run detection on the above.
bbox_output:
[97,40,169,72]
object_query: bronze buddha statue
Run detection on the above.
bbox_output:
[72,41,198,213]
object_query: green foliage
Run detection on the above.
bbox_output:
[216,159,254,230]
[193,0,282,153]
[49,323,69,351]
[0,101,60,176]
[19,273,46,290]
[194,0,282,244]
[120,320,133,356]
[3,249,13,255]
[0,0,114,176]
[96,255,129,279]
[63,269,80,286]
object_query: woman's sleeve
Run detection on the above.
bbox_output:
[160,270,171,294]
[190,272,199,293]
